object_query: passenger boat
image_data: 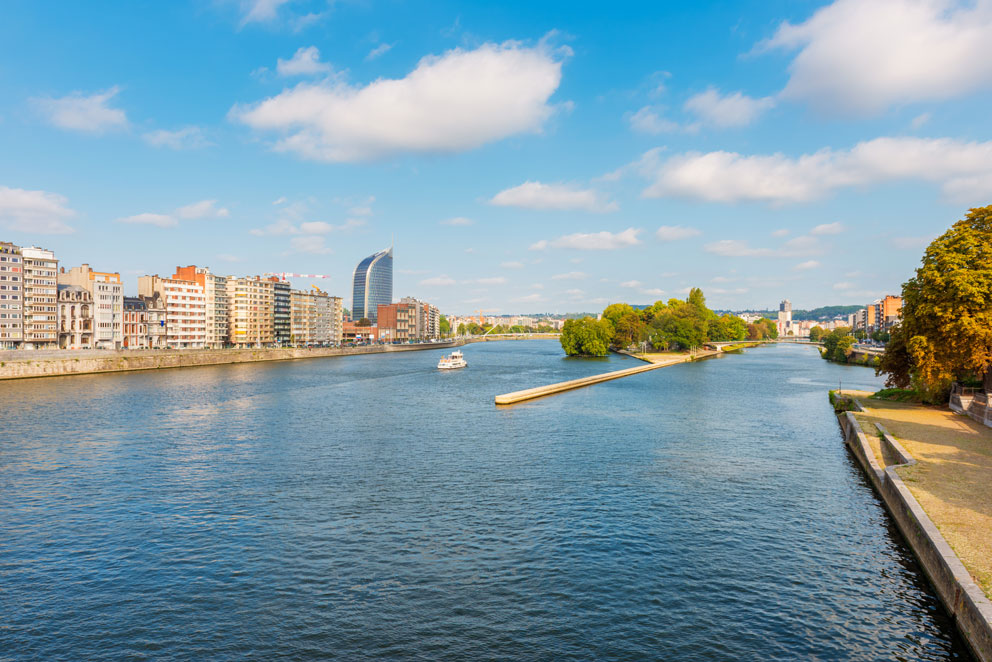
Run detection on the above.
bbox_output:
[437,350,467,370]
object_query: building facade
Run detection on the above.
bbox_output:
[59,264,123,349]
[377,297,440,342]
[174,266,229,348]
[57,284,93,349]
[226,276,274,348]
[138,275,207,349]
[351,247,393,324]
[0,242,23,348]
[777,299,794,337]
[272,279,291,346]
[21,246,59,349]
[141,293,168,348]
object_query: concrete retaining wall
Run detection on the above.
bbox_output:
[839,411,992,662]
[0,341,461,380]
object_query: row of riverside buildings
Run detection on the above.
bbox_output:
[847,295,903,335]
[0,241,343,350]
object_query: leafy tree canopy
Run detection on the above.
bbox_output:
[560,317,614,356]
[879,205,992,394]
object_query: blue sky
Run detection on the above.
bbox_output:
[2,0,992,314]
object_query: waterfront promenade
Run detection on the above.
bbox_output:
[0,341,461,380]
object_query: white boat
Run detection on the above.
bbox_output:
[437,350,467,370]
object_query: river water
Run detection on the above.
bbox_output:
[0,341,973,660]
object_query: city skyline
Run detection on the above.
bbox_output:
[3,1,992,312]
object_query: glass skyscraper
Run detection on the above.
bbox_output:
[351,247,393,324]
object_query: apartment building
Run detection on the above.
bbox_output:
[325,294,343,345]
[0,242,23,348]
[138,275,207,349]
[59,264,123,349]
[272,279,291,346]
[21,246,59,349]
[226,276,274,348]
[377,297,440,342]
[57,285,94,349]
[290,288,318,345]
[141,293,168,348]
[174,266,229,348]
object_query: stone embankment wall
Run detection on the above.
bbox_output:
[839,411,992,662]
[0,341,461,381]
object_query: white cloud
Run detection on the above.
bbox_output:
[703,235,822,258]
[761,0,992,114]
[637,137,992,204]
[655,225,701,241]
[117,213,177,228]
[551,271,586,280]
[231,39,566,162]
[277,46,332,76]
[289,235,332,254]
[620,280,643,288]
[217,253,241,263]
[794,260,821,270]
[514,293,545,303]
[533,228,642,251]
[421,275,456,286]
[273,196,287,205]
[911,112,931,129]
[0,186,76,234]
[475,276,507,285]
[366,43,393,61]
[565,288,584,297]
[490,181,617,213]
[684,87,774,127]
[833,281,856,291]
[711,276,732,283]
[771,228,790,237]
[810,222,844,235]
[177,199,230,219]
[240,0,291,25]
[892,235,934,249]
[628,106,680,134]
[252,217,364,236]
[642,288,665,297]
[440,216,474,226]
[143,126,210,149]
[500,260,525,269]
[33,87,127,133]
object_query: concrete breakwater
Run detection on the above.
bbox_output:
[0,341,462,381]
[838,410,992,662]
[494,350,717,405]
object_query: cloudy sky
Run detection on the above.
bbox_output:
[2,0,991,313]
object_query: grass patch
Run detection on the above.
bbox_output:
[872,388,923,403]
[829,389,858,413]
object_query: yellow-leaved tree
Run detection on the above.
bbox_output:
[878,205,992,400]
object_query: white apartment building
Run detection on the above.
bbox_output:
[59,264,123,349]
[0,242,23,348]
[138,275,207,349]
[226,276,274,348]
[21,246,59,349]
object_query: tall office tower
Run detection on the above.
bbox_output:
[777,299,793,337]
[351,246,393,324]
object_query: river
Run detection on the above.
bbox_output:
[0,341,973,660]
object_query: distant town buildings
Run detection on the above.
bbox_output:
[777,299,794,337]
[351,247,393,324]
[850,295,902,335]
[0,238,492,351]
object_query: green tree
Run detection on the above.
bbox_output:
[560,317,614,356]
[439,315,450,336]
[710,314,747,341]
[601,303,635,328]
[457,323,466,335]
[356,318,372,327]
[614,311,648,348]
[808,326,825,342]
[879,205,992,395]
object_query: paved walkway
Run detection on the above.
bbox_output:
[852,394,992,599]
